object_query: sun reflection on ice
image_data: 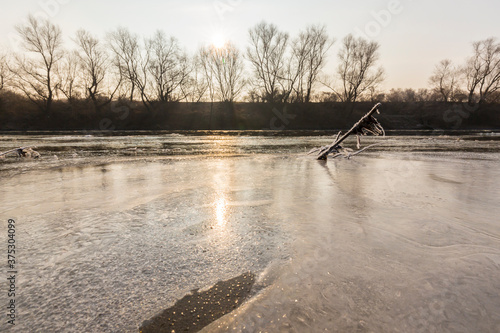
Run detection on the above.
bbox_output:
[211,160,234,231]
[215,195,228,227]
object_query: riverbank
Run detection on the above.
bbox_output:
[1,98,499,131]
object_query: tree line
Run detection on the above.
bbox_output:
[0,16,499,116]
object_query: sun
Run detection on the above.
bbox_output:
[211,33,227,49]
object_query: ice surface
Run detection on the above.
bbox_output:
[204,153,500,333]
[1,132,500,332]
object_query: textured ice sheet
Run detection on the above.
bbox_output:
[204,154,500,333]
[0,157,293,332]
[1,134,500,332]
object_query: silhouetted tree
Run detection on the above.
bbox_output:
[108,27,140,101]
[292,25,333,102]
[0,53,10,91]
[279,52,299,103]
[75,29,120,111]
[11,15,63,113]
[198,42,245,102]
[385,88,440,102]
[198,46,215,102]
[56,50,80,101]
[429,59,460,102]
[415,88,435,102]
[336,34,384,103]
[385,88,404,102]
[134,38,153,110]
[464,37,500,104]
[108,28,156,110]
[247,21,289,103]
[148,31,190,102]
[360,86,385,103]
[318,91,340,102]
[180,56,208,102]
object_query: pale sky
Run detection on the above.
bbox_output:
[1,0,499,90]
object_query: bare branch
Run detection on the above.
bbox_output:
[0,53,11,91]
[74,29,116,110]
[108,27,140,101]
[11,15,63,112]
[148,31,191,102]
[429,59,462,102]
[198,42,245,102]
[291,25,334,102]
[336,34,384,103]
[464,38,500,104]
[246,21,289,103]
[56,50,80,101]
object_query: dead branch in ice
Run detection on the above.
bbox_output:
[330,142,385,159]
[0,146,41,159]
[311,103,385,160]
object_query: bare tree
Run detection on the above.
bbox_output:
[56,50,80,101]
[317,91,340,102]
[385,88,440,102]
[292,25,333,102]
[0,53,11,91]
[360,86,385,103]
[247,21,289,103]
[198,42,246,102]
[148,31,190,102]
[336,34,384,103]
[198,47,215,102]
[74,29,120,111]
[11,15,63,113]
[429,59,460,102]
[180,55,209,103]
[385,88,404,102]
[109,28,159,110]
[281,39,305,103]
[464,37,500,104]
[108,27,140,101]
[134,38,153,110]
[415,88,434,102]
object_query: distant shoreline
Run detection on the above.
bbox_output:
[1,101,500,131]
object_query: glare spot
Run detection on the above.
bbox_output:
[212,33,226,49]
[215,196,227,226]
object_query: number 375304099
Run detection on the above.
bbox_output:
[8,219,16,269]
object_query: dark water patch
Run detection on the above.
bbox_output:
[139,273,255,333]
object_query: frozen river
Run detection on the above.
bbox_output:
[1,131,500,332]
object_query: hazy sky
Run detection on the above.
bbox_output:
[1,0,499,90]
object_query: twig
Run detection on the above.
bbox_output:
[330,142,384,159]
